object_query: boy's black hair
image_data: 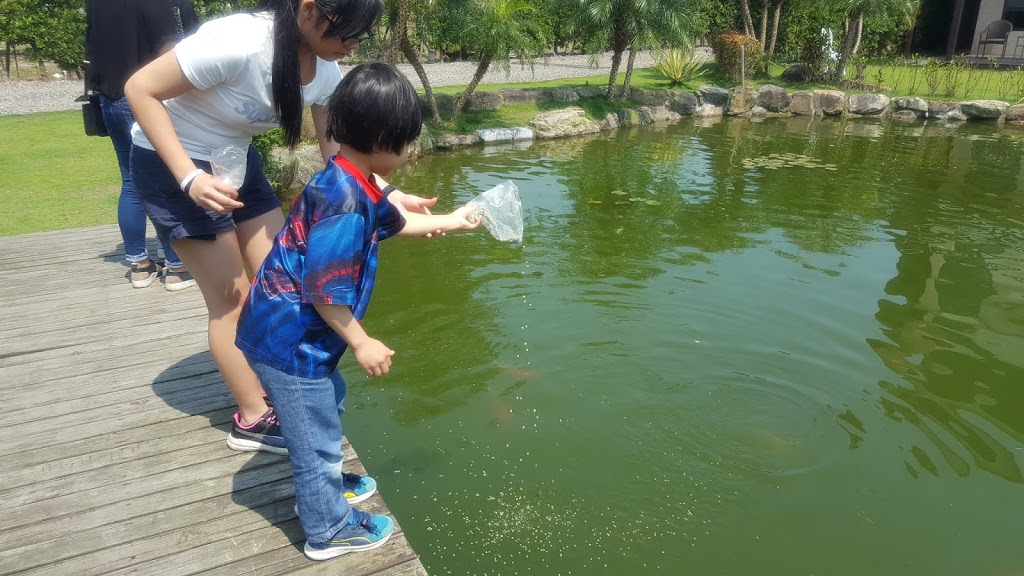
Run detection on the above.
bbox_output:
[326,62,422,155]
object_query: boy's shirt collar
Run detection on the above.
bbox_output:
[332,154,384,203]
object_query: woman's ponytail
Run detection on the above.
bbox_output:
[262,0,303,148]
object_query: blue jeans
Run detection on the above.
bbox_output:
[247,359,353,544]
[100,96,182,268]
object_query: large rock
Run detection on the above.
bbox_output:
[576,85,605,98]
[848,93,890,115]
[1004,104,1024,123]
[468,91,503,111]
[477,127,534,143]
[435,133,483,149]
[789,91,815,116]
[781,64,812,82]
[892,96,929,118]
[637,105,681,124]
[943,108,967,122]
[891,109,920,122]
[699,86,730,107]
[630,88,672,107]
[928,100,958,118]
[960,100,1009,120]
[726,87,757,116]
[813,90,845,116]
[499,89,539,105]
[757,84,790,113]
[668,91,698,115]
[529,107,601,138]
[600,113,620,131]
[540,88,580,103]
[616,108,640,126]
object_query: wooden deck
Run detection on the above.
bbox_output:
[0,225,426,576]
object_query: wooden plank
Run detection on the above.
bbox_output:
[2,408,236,472]
[0,307,207,360]
[0,424,228,491]
[6,348,216,412]
[0,225,427,576]
[0,330,208,386]
[204,530,418,576]
[0,320,207,369]
[1,439,228,508]
[105,517,409,576]
[0,455,294,549]
[6,386,235,455]
[3,371,226,428]
[3,450,363,576]
[0,294,201,334]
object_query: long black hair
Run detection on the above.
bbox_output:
[325,62,422,154]
[259,0,383,148]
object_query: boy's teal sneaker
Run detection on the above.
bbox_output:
[341,472,376,505]
[293,473,379,518]
[303,510,395,561]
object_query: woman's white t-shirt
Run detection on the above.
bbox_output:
[131,12,342,160]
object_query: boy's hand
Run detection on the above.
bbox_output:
[187,172,244,213]
[389,190,445,237]
[351,337,395,377]
[452,206,484,231]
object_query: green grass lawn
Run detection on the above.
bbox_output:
[0,110,121,236]
[5,60,1022,236]
[0,70,687,236]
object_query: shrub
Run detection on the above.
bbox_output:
[709,32,761,84]
[252,129,284,175]
[796,27,841,82]
[654,48,705,87]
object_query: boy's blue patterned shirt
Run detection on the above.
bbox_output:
[236,155,405,378]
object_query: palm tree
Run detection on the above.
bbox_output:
[902,0,922,56]
[449,0,550,120]
[579,0,693,101]
[393,0,443,125]
[833,0,911,82]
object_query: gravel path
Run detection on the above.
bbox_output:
[0,51,670,116]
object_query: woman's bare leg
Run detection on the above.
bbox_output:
[171,232,269,425]
[235,207,285,273]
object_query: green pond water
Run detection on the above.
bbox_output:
[346,117,1024,575]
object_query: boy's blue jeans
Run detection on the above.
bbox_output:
[247,359,353,544]
[99,96,183,269]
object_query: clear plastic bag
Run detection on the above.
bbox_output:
[211,145,247,189]
[466,181,523,243]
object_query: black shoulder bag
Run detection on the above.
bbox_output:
[80,61,108,137]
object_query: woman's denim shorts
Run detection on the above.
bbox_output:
[130,144,282,243]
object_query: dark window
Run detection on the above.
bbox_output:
[1005,0,1024,29]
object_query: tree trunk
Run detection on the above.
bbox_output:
[833,14,859,83]
[739,0,755,37]
[768,1,783,56]
[903,17,918,56]
[759,1,769,49]
[851,11,864,56]
[5,43,10,78]
[622,45,637,98]
[606,49,623,100]
[396,0,442,126]
[451,56,492,120]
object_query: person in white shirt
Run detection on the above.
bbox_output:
[125,0,438,454]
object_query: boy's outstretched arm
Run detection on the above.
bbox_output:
[397,206,482,237]
[313,303,394,377]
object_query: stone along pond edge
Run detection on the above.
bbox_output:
[422,84,1024,150]
[271,84,1024,189]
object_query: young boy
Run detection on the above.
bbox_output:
[235,62,480,561]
